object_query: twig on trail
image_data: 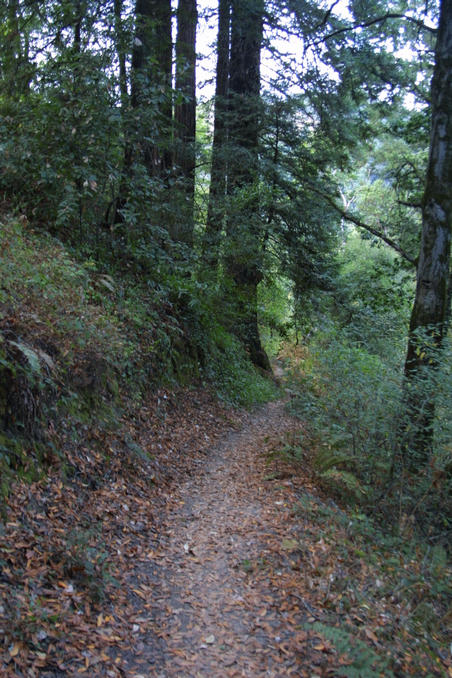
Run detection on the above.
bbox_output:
[290,592,322,620]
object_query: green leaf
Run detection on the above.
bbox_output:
[8,340,41,376]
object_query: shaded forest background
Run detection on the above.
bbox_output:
[0,0,451,674]
[0,0,451,622]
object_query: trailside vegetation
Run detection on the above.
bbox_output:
[0,0,450,674]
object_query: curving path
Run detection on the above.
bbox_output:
[122,400,312,677]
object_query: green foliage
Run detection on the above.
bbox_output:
[295,490,451,672]
[0,214,280,499]
[288,320,452,538]
[287,211,450,535]
[0,218,161,481]
[59,525,114,602]
[331,232,414,361]
[0,0,443,523]
[348,125,425,263]
[396,334,452,527]
[308,622,394,678]
[0,54,120,237]
[203,323,279,408]
[258,276,292,356]
[289,326,401,495]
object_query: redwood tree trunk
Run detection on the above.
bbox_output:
[110,0,131,228]
[402,0,452,468]
[131,0,172,176]
[203,0,230,271]
[225,0,270,371]
[114,0,128,111]
[113,0,172,229]
[173,0,197,246]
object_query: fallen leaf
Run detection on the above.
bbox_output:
[9,643,20,657]
[365,628,379,645]
[282,538,298,551]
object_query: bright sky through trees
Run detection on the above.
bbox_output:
[195,0,419,103]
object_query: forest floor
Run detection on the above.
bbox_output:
[120,398,313,677]
[1,384,450,677]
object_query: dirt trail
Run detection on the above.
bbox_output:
[123,400,311,677]
[2,388,448,677]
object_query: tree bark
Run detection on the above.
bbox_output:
[203,0,230,271]
[113,0,172,229]
[110,0,131,228]
[173,0,198,246]
[225,0,270,371]
[401,0,452,468]
[3,0,34,97]
[131,0,172,175]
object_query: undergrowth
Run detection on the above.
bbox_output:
[284,329,452,543]
[294,489,451,677]
[0,216,276,491]
[277,330,451,675]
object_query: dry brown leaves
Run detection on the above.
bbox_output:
[0,387,242,677]
[1,392,450,677]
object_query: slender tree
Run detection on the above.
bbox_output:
[1,0,32,98]
[224,0,270,371]
[114,0,128,111]
[401,0,452,467]
[110,0,131,228]
[173,0,198,246]
[130,0,172,175]
[203,0,230,271]
[113,0,172,230]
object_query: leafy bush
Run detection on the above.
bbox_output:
[0,215,279,497]
[289,328,401,494]
[308,622,394,678]
[0,218,164,486]
[294,490,451,673]
[287,323,452,540]
[203,326,278,407]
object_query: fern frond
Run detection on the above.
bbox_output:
[307,622,394,678]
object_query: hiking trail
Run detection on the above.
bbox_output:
[121,399,321,677]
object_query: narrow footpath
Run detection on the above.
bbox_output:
[121,400,322,677]
[3,388,442,677]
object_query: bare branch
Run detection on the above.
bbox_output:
[314,0,341,31]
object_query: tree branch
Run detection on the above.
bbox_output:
[309,185,417,266]
[397,199,422,209]
[315,0,341,31]
[309,13,436,47]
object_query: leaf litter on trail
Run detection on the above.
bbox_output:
[1,393,450,677]
[0,387,242,677]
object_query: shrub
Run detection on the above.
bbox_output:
[288,324,452,540]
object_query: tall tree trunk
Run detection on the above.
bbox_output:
[401,0,452,468]
[4,0,32,97]
[264,101,282,238]
[111,0,131,228]
[225,0,270,371]
[203,0,230,271]
[72,0,84,239]
[172,0,197,246]
[131,0,172,176]
[113,0,172,230]
[73,0,82,53]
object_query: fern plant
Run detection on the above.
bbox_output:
[307,622,395,678]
